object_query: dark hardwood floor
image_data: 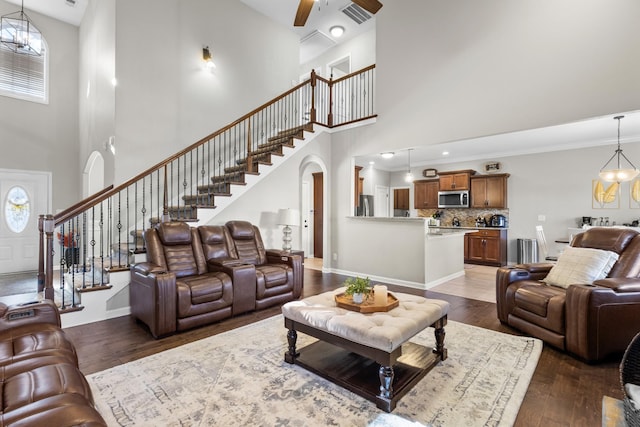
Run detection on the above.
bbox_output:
[64,269,622,426]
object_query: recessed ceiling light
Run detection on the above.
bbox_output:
[442,151,449,156]
[380,152,394,159]
[330,26,345,38]
[369,161,375,165]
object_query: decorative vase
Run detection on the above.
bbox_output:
[352,293,364,304]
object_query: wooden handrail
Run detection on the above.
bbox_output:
[332,64,376,84]
[53,185,114,224]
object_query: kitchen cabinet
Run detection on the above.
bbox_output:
[470,174,509,208]
[465,229,507,266]
[414,179,439,209]
[394,188,410,210]
[438,170,474,191]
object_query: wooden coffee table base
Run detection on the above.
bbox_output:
[284,316,447,412]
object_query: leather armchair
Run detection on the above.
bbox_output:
[130,222,233,338]
[225,220,303,310]
[497,227,640,362]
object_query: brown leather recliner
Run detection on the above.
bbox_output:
[226,220,303,310]
[497,227,640,362]
[130,221,234,338]
[0,300,107,426]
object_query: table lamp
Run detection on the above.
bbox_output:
[277,208,300,252]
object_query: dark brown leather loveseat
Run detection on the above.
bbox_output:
[0,299,107,426]
[130,221,303,338]
[497,227,640,362]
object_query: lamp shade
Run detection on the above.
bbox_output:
[277,208,300,226]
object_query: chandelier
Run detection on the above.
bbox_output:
[599,115,639,183]
[0,0,42,56]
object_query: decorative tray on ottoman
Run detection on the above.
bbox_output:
[334,292,399,313]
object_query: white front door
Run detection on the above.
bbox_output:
[0,169,51,273]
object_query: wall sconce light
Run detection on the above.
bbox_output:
[202,46,216,69]
[104,136,115,155]
[330,25,344,38]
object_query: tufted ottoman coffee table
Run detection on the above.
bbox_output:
[282,288,449,412]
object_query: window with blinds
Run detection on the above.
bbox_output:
[0,43,48,104]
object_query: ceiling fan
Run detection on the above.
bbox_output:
[294,0,383,27]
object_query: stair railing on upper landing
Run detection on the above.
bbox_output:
[37,64,376,311]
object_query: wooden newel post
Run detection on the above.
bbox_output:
[37,215,45,292]
[327,74,334,127]
[43,214,55,301]
[310,69,317,123]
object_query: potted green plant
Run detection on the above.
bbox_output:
[344,276,372,304]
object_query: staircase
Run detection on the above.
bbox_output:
[37,65,377,326]
[161,123,314,224]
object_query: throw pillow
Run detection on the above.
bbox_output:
[626,383,640,410]
[542,246,619,289]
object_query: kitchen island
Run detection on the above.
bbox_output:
[338,217,471,289]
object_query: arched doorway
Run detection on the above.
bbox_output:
[83,151,105,198]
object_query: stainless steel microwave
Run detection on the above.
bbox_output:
[438,190,469,208]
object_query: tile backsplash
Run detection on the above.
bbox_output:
[418,208,509,227]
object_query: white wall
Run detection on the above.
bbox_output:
[205,132,332,252]
[329,0,640,271]
[0,1,80,211]
[299,28,376,77]
[79,0,116,188]
[113,0,301,184]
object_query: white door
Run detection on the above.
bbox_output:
[0,169,51,273]
[375,185,390,218]
[301,180,312,256]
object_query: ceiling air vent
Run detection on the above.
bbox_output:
[341,3,372,25]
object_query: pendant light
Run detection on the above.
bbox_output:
[0,0,42,55]
[599,115,639,182]
[405,149,413,183]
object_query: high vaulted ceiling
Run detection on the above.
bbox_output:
[8,1,640,170]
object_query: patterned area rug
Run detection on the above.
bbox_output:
[88,316,541,426]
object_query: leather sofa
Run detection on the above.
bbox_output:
[0,299,107,426]
[497,227,640,362]
[130,221,303,338]
[226,220,304,310]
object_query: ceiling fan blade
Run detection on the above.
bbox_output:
[352,0,383,14]
[294,0,315,27]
